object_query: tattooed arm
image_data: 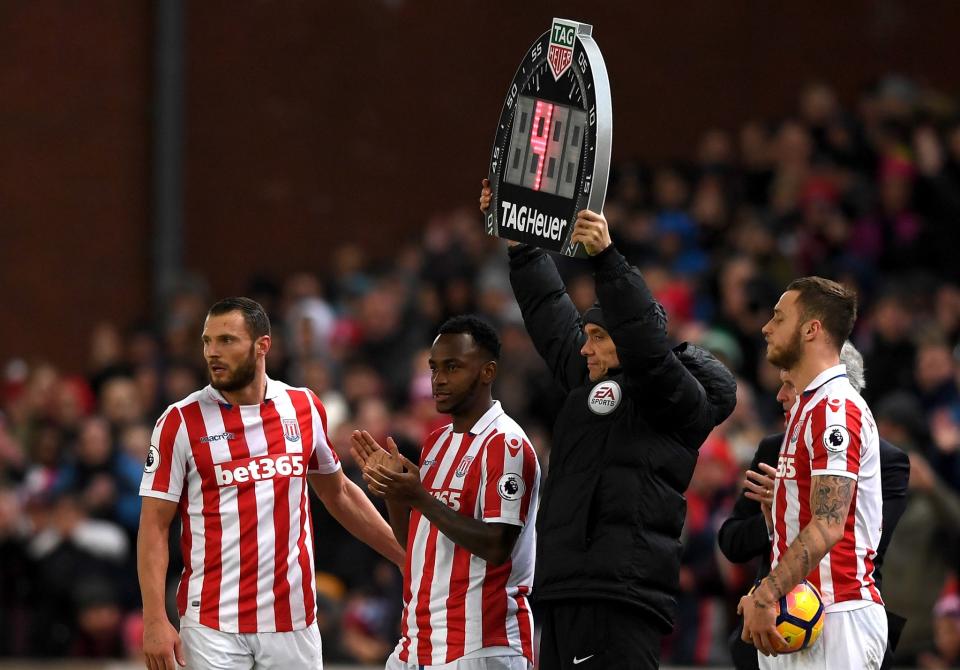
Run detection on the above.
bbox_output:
[739,474,855,655]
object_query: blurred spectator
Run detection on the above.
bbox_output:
[876,393,960,665]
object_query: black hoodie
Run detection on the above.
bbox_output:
[508,244,737,632]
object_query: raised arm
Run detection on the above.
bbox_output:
[507,244,588,392]
[575,210,709,427]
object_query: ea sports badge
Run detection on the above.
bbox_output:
[588,380,621,415]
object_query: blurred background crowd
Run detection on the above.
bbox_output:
[2,74,960,667]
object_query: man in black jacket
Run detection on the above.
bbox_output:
[718,341,910,670]
[481,184,738,669]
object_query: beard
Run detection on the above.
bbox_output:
[766,326,803,370]
[209,345,257,392]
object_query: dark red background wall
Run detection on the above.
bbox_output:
[3,1,959,370]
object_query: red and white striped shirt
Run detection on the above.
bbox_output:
[396,401,540,666]
[772,364,884,611]
[139,378,340,633]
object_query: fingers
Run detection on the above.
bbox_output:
[758,629,780,657]
[398,453,420,475]
[145,655,158,670]
[745,469,775,488]
[362,470,388,497]
[758,462,778,477]
[386,436,400,456]
[174,637,186,667]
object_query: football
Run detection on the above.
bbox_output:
[749,579,825,653]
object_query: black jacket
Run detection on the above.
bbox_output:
[718,432,910,670]
[508,244,737,632]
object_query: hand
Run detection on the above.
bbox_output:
[480,178,519,247]
[743,463,777,532]
[930,408,960,455]
[143,616,185,669]
[570,209,611,256]
[350,430,399,470]
[480,178,492,213]
[908,452,937,493]
[363,443,425,506]
[738,586,787,657]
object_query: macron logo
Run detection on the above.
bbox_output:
[214,454,305,486]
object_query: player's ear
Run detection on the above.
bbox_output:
[257,334,271,357]
[481,360,497,384]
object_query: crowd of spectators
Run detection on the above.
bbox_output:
[2,75,960,666]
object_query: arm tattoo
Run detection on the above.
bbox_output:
[812,475,854,526]
[757,475,854,604]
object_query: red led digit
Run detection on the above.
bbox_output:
[528,100,555,191]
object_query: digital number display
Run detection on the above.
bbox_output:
[503,96,588,199]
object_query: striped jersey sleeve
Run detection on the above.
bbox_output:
[805,396,863,480]
[140,405,189,502]
[480,432,537,526]
[306,390,340,475]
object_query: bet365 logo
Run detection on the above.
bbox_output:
[548,18,576,80]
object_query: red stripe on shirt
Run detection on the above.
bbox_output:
[398,508,422,663]
[518,439,537,524]
[831,486,861,602]
[863,550,883,603]
[219,405,259,632]
[152,407,182,493]
[413,524,440,663]
[482,434,507,519]
[261,401,293,631]
[843,399,863,476]
[809,398,829,472]
[515,587,534,663]
[181,401,222,629]
[289,390,317,625]
[775,396,811,563]
[481,559,511,647]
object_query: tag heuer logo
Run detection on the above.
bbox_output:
[548,19,576,80]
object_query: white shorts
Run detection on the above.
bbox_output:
[757,603,887,670]
[180,622,323,670]
[385,649,530,670]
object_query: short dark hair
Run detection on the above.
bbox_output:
[207,297,271,339]
[786,277,857,350]
[437,315,501,360]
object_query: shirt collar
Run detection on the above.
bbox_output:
[802,364,847,396]
[466,400,504,436]
[205,376,281,406]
